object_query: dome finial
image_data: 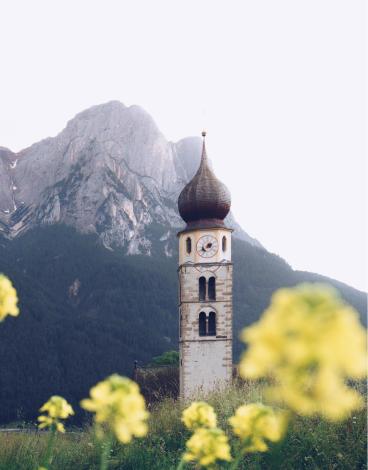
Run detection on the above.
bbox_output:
[177,131,231,230]
[201,131,208,163]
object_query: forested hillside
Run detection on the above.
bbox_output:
[0,225,365,423]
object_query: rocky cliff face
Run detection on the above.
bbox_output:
[0,101,260,254]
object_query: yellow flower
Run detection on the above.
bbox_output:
[0,274,19,321]
[183,427,232,467]
[239,284,367,421]
[182,402,217,430]
[81,374,149,444]
[229,403,287,452]
[38,396,74,433]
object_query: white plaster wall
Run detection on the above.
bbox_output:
[180,340,232,399]
[179,228,232,265]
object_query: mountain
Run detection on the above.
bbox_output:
[0,102,366,424]
[0,101,260,251]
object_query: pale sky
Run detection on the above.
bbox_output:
[0,0,366,291]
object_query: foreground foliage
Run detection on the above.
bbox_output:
[0,274,19,321]
[0,274,366,469]
[38,396,74,433]
[81,375,149,445]
[0,384,366,469]
[240,284,367,421]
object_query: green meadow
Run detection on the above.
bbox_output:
[0,382,366,470]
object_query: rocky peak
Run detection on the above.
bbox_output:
[0,101,261,253]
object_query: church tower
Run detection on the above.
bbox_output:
[177,132,233,400]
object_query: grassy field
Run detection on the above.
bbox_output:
[0,382,366,470]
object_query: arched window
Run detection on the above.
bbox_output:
[208,277,216,301]
[222,236,227,252]
[186,237,192,254]
[199,312,206,336]
[179,313,182,338]
[208,312,216,336]
[199,276,206,301]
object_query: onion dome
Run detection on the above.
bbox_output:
[178,132,231,230]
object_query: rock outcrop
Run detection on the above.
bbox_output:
[0,101,261,253]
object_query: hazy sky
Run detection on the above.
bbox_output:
[0,0,366,290]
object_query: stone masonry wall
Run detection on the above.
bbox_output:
[179,263,233,399]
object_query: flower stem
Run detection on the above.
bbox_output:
[176,455,186,470]
[99,433,113,470]
[229,452,244,470]
[40,425,57,469]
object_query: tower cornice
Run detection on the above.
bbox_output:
[177,261,233,272]
[177,225,234,237]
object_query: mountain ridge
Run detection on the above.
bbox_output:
[0,100,261,251]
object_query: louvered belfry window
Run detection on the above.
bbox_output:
[199,312,207,336]
[198,311,216,337]
[222,236,227,252]
[208,277,216,300]
[199,276,206,301]
[208,312,216,336]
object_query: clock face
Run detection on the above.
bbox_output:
[196,235,219,258]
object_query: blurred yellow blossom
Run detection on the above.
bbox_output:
[81,374,148,443]
[229,403,287,452]
[0,274,19,321]
[239,284,367,420]
[183,427,232,467]
[182,402,217,430]
[38,396,74,433]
